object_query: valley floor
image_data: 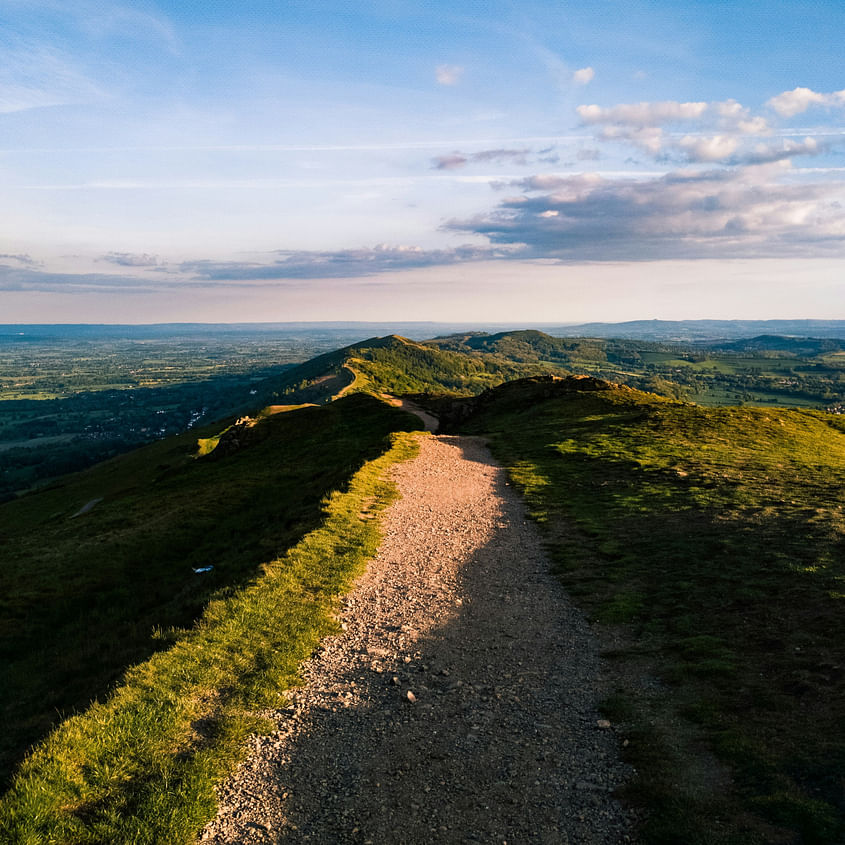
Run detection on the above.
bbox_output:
[200,434,633,844]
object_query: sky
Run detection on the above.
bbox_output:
[1,0,844,324]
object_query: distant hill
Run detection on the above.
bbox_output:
[549,319,845,341]
[703,334,845,355]
[10,319,845,344]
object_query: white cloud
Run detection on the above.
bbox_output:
[577,100,708,128]
[572,67,594,85]
[678,134,739,162]
[712,99,771,134]
[435,64,464,86]
[736,116,770,135]
[575,94,839,163]
[767,86,845,117]
[741,137,821,165]
[599,124,665,155]
[577,97,772,136]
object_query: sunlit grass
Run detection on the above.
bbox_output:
[0,422,421,844]
[0,395,421,791]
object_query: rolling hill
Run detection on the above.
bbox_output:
[254,333,554,405]
[2,336,845,844]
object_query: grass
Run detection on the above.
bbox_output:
[0,407,422,844]
[0,394,422,791]
[457,379,845,844]
[345,336,550,396]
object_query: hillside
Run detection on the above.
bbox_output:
[425,329,845,410]
[0,394,422,790]
[444,376,845,843]
[261,333,552,404]
[704,334,845,356]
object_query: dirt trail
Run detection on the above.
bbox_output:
[382,394,439,432]
[200,435,634,844]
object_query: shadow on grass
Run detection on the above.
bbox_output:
[0,395,421,789]
[198,437,633,845]
[461,392,845,843]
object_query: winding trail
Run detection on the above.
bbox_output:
[200,434,634,844]
[382,395,439,433]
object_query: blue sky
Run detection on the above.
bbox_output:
[1,0,844,323]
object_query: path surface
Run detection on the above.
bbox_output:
[200,435,634,844]
[382,394,439,432]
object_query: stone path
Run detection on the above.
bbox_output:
[200,434,634,844]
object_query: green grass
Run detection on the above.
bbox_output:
[0,409,422,844]
[458,380,845,844]
[0,394,422,791]
[349,336,550,396]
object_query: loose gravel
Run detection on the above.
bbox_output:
[199,434,635,844]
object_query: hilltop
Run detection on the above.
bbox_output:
[257,333,553,405]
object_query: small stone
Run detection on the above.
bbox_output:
[597,719,612,729]
[407,690,417,703]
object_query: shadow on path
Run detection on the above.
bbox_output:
[202,436,633,845]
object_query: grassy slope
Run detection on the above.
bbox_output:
[457,379,845,844]
[264,334,552,404]
[350,335,546,395]
[428,329,845,409]
[0,422,422,844]
[0,394,422,790]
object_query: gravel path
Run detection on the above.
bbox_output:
[200,434,634,844]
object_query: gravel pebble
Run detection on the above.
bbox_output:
[199,434,635,844]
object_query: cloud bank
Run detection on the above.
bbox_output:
[575,97,778,161]
[182,244,517,280]
[446,162,845,260]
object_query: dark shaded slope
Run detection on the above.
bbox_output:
[0,394,422,787]
[704,335,845,356]
[449,378,845,843]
